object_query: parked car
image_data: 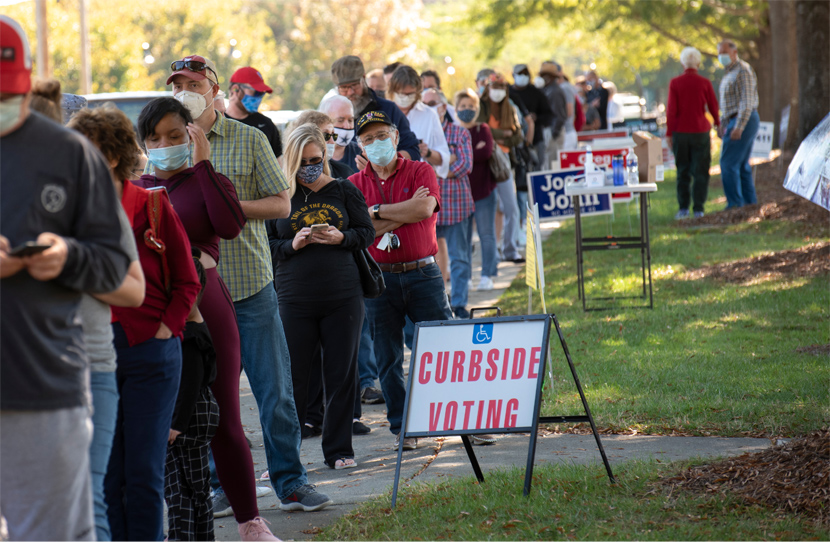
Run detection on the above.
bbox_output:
[84,91,171,125]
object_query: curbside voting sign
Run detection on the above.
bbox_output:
[403,316,552,435]
[528,168,613,221]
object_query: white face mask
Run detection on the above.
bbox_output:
[326,142,335,157]
[174,86,214,119]
[333,126,353,147]
[489,89,506,103]
[0,95,25,134]
[392,93,417,109]
[533,76,545,89]
[513,74,530,87]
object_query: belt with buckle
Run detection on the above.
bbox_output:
[378,256,435,274]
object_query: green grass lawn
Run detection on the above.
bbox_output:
[499,170,829,438]
[320,170,828,540]
[322,461,828,540]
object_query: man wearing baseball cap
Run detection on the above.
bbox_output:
[0,15,131,540]
[226,66,283,159]
[348,110,452,452]
[162,54,331,539]
[331,55,421,168]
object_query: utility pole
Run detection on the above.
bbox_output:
[35,0,49,78]
[79,0,92,94]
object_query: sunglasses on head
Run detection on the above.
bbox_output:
[171,60,218,80]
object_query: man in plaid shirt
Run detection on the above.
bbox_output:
[423,88,475,319]
[717,39,760,209]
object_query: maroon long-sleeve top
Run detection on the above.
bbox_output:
[467,123,496,202]
[112,180,201,346]
[666,68,720,137]
[135,160,246,263]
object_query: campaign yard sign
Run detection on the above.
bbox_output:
[404,316,552,435]
[528,168,613,221]
[751,121,774,159]
[559,148,634,202]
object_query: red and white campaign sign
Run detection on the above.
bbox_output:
[405,318,549,434]
[559,148,633,202]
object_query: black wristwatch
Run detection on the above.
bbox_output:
[373,204,382,220]
[426,149,433,159]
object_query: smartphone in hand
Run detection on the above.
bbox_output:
[9,242,51,257]
[310,224,328,234]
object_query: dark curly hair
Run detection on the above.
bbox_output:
[137,97,193,149]
[67,104,141,182]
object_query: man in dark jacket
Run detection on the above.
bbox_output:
[538,61,568,167]
[510,63,553,170]
[0,15,131,540]
[331,55,421,165]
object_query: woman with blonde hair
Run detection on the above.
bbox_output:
[267,123,374,470]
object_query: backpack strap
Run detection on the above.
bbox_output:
[144,188,171,294]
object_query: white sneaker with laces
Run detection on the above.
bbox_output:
[238,516,280,541]
[478,276,494,291]
[255,486,272,498]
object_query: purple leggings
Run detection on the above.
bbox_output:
[202,268,258,523]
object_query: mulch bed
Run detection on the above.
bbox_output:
[662,429,830,524]
[796,344,830,357]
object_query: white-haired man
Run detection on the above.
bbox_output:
[666,46,720,219]
[320,94,364,173]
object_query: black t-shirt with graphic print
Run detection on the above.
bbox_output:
[267,178,375,304]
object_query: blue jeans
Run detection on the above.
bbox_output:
[516,191,529,227]
[495,176,522,260]
[720,110,760,208]
[235,284,307,500]
[358,312,378,390]
[106,325,181,541]
[436,215,473,309]
[474,191,499,278]
[89,371,118,541]
[89,371,118,540]
[365,263,453,434]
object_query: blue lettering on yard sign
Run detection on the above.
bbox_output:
[472,323,493,344]
[528,168,613,220]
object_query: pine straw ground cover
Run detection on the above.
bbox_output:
[663,429,829,525]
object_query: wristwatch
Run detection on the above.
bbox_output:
[373,204,382,220]
[426,149,433,159]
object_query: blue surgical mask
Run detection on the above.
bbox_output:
[457,109,476,123]
[297,162,324,184]
[364,138,397,167]
[0,95,24,133]
[718,54,732,67]
[513,74,530,87]
[146,142,190,171]
[241,94,263,112]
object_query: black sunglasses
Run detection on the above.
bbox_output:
[323,133,338,142]
[171,60,218,80]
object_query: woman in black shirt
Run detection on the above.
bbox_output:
[267,123,374,470]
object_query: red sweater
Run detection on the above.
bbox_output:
[666,68,720,136]
[112,181,201,346]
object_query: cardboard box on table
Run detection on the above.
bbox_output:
[632,131,664,183]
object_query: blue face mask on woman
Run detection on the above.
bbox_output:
[364,138,397,167]
[146,142,190,172]
[457,109,476,123]
[241,94,264,112]
[297,162,324,184]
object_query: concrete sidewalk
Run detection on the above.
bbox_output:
[215,222,771,540]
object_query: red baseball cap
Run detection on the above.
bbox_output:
[230,67,272,93]
[0,16,32,95]
[166,55,218,86]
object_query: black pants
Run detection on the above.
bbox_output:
[280,295,362,467]
[672,132,711,213]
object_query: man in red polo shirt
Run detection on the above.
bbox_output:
[666,46,720,219]
[349,110,453,452]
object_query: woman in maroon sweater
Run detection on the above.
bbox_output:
[455,89,499,288]
[135,98,275,536]
[70,105,201,540]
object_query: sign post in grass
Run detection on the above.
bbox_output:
[391,314,616,507]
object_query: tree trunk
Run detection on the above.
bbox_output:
[795,0,830,145]
[769,0,799,149]
[749,20,775,129]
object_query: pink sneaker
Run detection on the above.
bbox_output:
[238,516,280,541]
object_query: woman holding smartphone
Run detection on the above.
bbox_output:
[267,123,374,470]
[69,105,201,541]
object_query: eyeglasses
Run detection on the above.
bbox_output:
[337,81,362,94]
[359,131,392,146]
[423,101,441,107]
[300,157,324,166]
[323,132,338,142]
[171,60,218,82]
[236,83,265,97]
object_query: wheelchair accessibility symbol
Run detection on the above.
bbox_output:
[472,323,494,344]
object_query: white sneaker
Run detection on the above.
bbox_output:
[255,486,272,498]
[478,276,494,291]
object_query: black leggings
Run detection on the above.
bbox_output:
[279,295,363,466]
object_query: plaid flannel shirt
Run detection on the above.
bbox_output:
[719,58,759,132]
[437,119,475,226]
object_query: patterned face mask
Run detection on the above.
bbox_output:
[297,161,324,184]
